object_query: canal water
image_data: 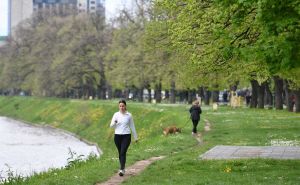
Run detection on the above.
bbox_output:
[0,117,101,180]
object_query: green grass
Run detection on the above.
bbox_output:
[0,96,299,185]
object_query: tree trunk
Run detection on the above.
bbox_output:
[179,90,186,102]
[147,88,152,103]
[212,90,219,103]
[123,87,129,99]
[113,89,122,99]
[293,89,300,113]
[250,80,258,108]
[107,84,112,99]
[273,76,284,110]
[89,85,96,99]
[203,87,210,105]
[265,82,273,108]
[97,85,105,99]
[154,82,162,103]
[170,80,176,103]
[257,82,266,109]
[211,84,219,103]
[198,86,204,99]
[283,80,294,112]
[188,89,196,104]
[137,88,143,102]
[97,62,107,99]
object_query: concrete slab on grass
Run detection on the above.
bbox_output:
[200,145,300,160]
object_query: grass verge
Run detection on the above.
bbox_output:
[0,96,299,185]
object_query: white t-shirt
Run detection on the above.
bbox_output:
[110,111,138,140]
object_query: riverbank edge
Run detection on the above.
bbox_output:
[1,116,103,156]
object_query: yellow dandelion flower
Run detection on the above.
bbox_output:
[224,166,232,173]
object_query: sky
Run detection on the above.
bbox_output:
[0,0,9,37]
[105,0,133,21]
[0,0,131,36]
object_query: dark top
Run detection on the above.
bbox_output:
[189,105,202,121]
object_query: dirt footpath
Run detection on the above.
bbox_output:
[96,156,165,185]
[96,119,212,185]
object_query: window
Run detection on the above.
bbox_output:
[47,0,56,3]
[34,0,44,3]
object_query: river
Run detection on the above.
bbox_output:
[0,117,101,180]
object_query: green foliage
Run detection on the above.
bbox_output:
[0,0,299,99]
[0,14,107,97]
[0,167,24,185]
[65,148,86,169]
[149,0,300,89]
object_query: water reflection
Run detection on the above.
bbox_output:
[0,117,101,179]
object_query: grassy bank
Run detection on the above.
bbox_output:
[125,107,300,185]
[0,96,299,185]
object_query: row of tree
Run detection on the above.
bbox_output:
[0,0,299,112]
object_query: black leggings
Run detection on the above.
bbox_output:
[114,134,131,170]
[192,120,199,133]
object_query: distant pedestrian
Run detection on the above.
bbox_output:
[110,100,138,176]
[189,99,202,135]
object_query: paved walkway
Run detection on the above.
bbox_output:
[200,145,300,160]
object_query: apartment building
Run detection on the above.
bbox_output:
[33,0,77,13]
[1,0,105,42]
[33,0,105,15]
[10,0,33,33]
[88,0,105,15]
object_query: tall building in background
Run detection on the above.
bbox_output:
[89,0,105,16]
[1,0,105,45]
[0,0,9,46]
[77,0,88,12]
[10,0,33,33]
[32,0,105,15]
[33,0,78,14]
[78,0,105,15]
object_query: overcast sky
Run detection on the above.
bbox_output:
[0,0,132,36]
[105,0,133,20]
[0,0,9,36]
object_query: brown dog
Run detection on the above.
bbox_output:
[163,126,181,136]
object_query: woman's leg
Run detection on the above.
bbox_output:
[119,134,131,170]
[192,120,199,133]
[114,134,122,168]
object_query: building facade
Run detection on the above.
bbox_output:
[10,0,33,33]
[33,0,77,14]
[1,0,105,44]
[88,0,105,16]
[32,0,105,15]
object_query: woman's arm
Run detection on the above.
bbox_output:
[110,113,118,128]
[129,116,138,141]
